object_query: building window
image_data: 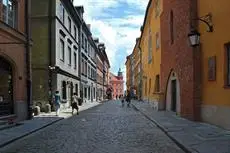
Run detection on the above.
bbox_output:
[145,80,147,95]
[148,30,153,63]
[62,81,67,99]
[93,87,96,99]
[170,10,174,44]
[208,56,216,81]
[75,84,78,96]
[2,0,17,28]
[68,46,71,66]
[85,38,87,52]
[74,52,77,69]
[88,65,90,77]
[68,17,71,33]
[225,43,230,86]
[228,46,230,85]
[155,75,160,92]
[84,62,87,75]
[84,87,87,98]
[74,26,77,39]
[81,59,84,74]
[82,33,84,48]
[60,39,65,61]
[88,87,90,100]
[156,32,160,49]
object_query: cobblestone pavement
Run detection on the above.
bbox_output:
[0,100,185,153]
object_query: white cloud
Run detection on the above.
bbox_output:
[73,0,148,73]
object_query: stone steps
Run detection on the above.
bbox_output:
[0,120,21,131]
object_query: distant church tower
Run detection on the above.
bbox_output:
[117,68,123,80]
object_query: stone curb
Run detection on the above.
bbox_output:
[131,103,194,153]
[0,117,63,148]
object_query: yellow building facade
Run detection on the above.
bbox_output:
[125,55,131,91]
[139,0,162,106]
[198,0,230,129]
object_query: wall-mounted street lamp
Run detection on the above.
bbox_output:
[188,13,213,47]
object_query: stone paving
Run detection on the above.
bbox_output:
[0,101,101,148]
[0,100,185,153]
[131,100,230,153]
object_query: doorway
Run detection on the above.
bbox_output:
[171,80,177,112]
[0,57,13,116]
[166,71,181,114]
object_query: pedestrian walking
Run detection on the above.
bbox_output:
[121,95,125,107]
[126,90,131,107]
[71,93,79,115]
[53,90,61,116]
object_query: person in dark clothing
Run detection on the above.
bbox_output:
[126,90,131,107]
[71,93,79,115]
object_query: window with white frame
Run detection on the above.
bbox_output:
[82,33,84,48]
[81,59,84,73]
[74,52,77,69]
[74,26,77,39]
[84,61,87,75]
[60,39,65,61]
[2,0,17,28]
[68,17,71,33]
[68,46,71,66]
[88,65,90,77]
[85,38,87,52]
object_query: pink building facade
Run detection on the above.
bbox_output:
[109,69,124,99]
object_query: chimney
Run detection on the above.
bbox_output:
[93,38,99,46]
[87,24,91,31]
[140,25,143,32]
[75,6,84,18]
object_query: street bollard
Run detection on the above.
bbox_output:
[34,106,41,116]
[45,104,51,113]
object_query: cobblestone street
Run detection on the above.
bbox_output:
[0,100,184,153]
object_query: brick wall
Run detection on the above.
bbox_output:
[160,0,201,121]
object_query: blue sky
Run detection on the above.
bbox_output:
[73,0,148,81]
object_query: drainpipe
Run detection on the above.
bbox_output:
[25,0,33,119]
[48,0,53,105]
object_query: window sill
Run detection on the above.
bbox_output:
[223,85,230,89]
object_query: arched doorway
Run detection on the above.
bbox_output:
[166,71,181,114]
[0,56,14,116]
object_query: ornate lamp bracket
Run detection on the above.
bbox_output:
[195,13,213,32]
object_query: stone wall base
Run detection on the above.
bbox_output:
[15,101,28,122]
[201,104,230,130]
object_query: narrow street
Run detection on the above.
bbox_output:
[0,101,184,153]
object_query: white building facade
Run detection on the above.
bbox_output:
[54,0,81,108]
[80,22,97,103]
